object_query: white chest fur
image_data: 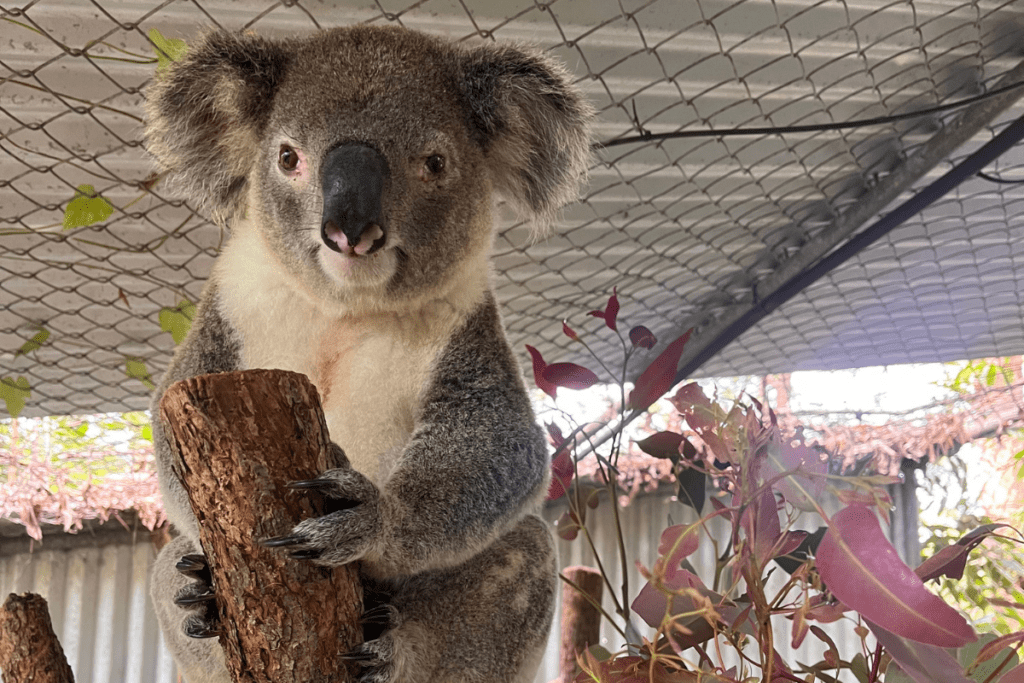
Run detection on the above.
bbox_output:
[214,228,480,484]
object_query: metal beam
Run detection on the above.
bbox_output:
[673,56,1024,382]
[579,58,1024,459]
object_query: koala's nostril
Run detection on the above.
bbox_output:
[321,219,346,253]
[359,224,386,255]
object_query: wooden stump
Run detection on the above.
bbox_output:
[159,369,362,683]
[559,566,604,682]
[0,592,75,683]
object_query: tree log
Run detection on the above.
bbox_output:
[0,592,75,683]
[159,369,362,683]
[559,566,604,682]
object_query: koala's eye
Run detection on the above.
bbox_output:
[278,145,299,172]
[424,154,446,177]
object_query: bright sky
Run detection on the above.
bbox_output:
[788,363,957,423]
[533,361,965,435]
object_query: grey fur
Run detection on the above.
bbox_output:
[147,24,592,683]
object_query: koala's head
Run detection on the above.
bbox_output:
[145,26,592,309]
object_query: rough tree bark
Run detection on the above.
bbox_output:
[159,369,362,683]
[559,565,604,683]
[0,592,75,683]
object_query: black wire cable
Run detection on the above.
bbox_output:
[595,79,1024,149]
[976,170,1024,184]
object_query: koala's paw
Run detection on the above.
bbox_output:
[173,554,221,639]
[261,467,382,566]
[341,633,400,683]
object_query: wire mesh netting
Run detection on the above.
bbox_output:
[3,0,1024,418]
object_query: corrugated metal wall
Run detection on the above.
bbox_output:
[0,541,176,683]
[1,493,869,682]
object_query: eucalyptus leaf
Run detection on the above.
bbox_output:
[0,376,31,417]
[63,185,114,230]
[15,328,50,356]
[125,358,155,390]
[159,299,196,344]
[149,28,187,70]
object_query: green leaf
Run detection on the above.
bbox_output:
[125,358,155,390]
[149,28,187,71]
[63,185,114,230]
[850,653,870,683]
[952,363,975,392]
[0,376,31,418]
[158,299,196,344]
[141,423,153,442]
[74,423,88,437]
[959,633,1020,682]
[884,662,915,683]
[987,364,998,386]
[15,328,50,356]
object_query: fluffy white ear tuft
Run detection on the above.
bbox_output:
[456,42,594,238]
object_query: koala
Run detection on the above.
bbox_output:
[144,24,592,683]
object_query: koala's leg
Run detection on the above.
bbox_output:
[351,514,556,683]
[151,534,232,683]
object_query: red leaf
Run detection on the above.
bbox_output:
[587,287,619,332]
[634,431,684,460]
[525,345,557,399]
[1002,665,1024,683]
[547,449,573,501]
[816,505,976,647]
[916,523,1009,583]
[670,382,714,432]
[974,631,1024,665]
[545,421,565,447]
[555,509,580,541]
[629,325,656,349]
[562,320,579,341]
[657,523,700,580]
[627,329,693,412]
[739,489,781,568]
[605,290,619,331]
[868,621,972,683]
[543,362,599,391]
[632,567,712,629]
[765,429,826,512]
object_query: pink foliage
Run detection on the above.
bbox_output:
[817,505,976,648]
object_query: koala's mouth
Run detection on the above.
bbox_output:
[321,220,387,257]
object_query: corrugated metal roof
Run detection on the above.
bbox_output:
[3,0,1024,417]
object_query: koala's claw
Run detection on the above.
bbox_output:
[175,553,207,572]
[287,477,337,491]
[343,637,398,683]
[183,615,222,640]
[259,534,308,548]
[359,604,400,629]
[340,648,380,663]
[288,548,324,561]
[173,588,215,606]
[173,553,220,639]
[266,467,383,567]
[175,553,211,582]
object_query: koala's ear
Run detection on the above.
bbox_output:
[457,43,594,230]
[145,31,288,224]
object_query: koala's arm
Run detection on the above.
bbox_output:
[151,282,243,541]
[290,293,549,579]
[373,295,549,575]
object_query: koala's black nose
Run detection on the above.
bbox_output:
[320,143,389,256]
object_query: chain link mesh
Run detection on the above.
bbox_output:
[3,0,1024,417]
